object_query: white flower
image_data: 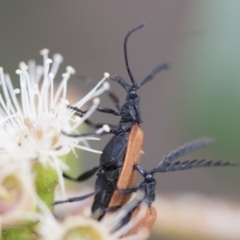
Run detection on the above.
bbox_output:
[0,49,110,196]
[37,191,149,240]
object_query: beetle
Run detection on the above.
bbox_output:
[55,23,168,219]
[117,139,238,236]
[55,124,144,212]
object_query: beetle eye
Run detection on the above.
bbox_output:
[129,91,137,99]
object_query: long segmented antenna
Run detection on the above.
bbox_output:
[157,138,213,168]
[140,63,169,87]
[124,23,145,85]
[154,159,238,173]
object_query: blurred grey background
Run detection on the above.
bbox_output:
[1,1,240,239]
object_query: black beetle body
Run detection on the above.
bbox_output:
[92,171,117,213]
[100,132,129,169]
[55,24,168,219]
[88,24,168,218]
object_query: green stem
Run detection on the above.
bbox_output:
[34,163,58,211]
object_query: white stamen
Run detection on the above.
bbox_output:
[19,62,28,71]
[92,82,110,98]
[93,97,100,105]
[111,206,146,238]
[70,98,100,131]
[48,73,54,79]
[16,69,22,75]
[73,145,102,154]
[53,53,63,63]
[66,66,76,75]
[14,88,20,94]
[104,72,110,78]
[50,54,63,79]
[47,58,53,64]
[73,75,107,109]
[40,49,49,55]
[62,73,70,78]
[36,66,43,75]
[103,82,110,90]
[103,124,110,133]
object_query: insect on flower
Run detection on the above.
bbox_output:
[55,23,168,218]
[54,24,239,235]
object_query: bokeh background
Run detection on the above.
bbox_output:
[1,1,240,239]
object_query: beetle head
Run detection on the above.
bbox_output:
[145,172,155,182]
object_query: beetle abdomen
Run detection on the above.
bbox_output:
[100,132,129,169]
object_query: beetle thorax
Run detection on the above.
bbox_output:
[120,91,142,123]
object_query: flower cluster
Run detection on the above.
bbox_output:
[0,50,148,240]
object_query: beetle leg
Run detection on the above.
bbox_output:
[106,90,121,110]
[110,76,131,92]
[69,104,120,117]
[63,166,99,182]
[97,106,120,116]
[62,123,111,138]
[73,111,119,133]
[71,74,121,110]
[84,119,117,130]
[134,164,147,177]
[117,187,138,195]
[68,106,87,116]
[68,106,117,130]
[53,191,95,205]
